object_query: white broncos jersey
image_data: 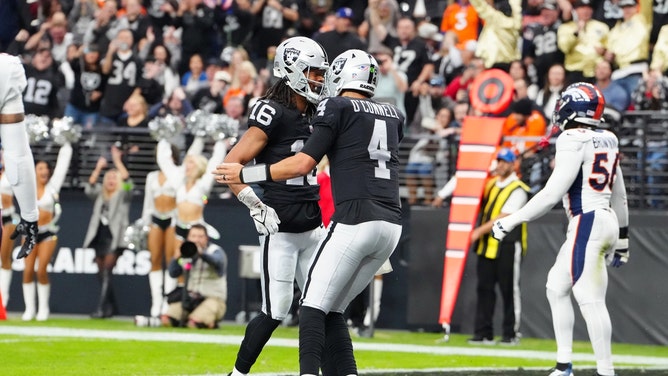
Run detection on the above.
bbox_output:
[500,127,629,231]
[559,128,619,218]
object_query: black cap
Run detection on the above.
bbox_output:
[617,0,637,7]
[541,0,558,10]
[573,0,593,8]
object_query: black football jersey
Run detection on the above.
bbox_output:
[23,64,63,117]
[383,36,432,83]
[99,53,142,118]
[302,96,404,225]
[248,99,321,230]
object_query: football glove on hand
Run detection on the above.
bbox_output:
[249,203,280,236]
[237,186,281,236]
[491,219,511,242]
[11,218,39,259]
[607,231,629,268]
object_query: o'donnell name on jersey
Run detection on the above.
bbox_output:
[350,99,401,119]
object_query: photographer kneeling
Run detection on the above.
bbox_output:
[161,224,228,328]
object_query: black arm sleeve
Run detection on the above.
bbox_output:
[167,258,184,278]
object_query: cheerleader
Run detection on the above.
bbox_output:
[0,171,16,309]
[21,142,72,321]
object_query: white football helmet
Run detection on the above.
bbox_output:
[323,49,379,98]
[273,37,329,104]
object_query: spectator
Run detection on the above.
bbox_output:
[23,46,64,118]
[83,146,132,319]
[82,0,129,54]
[223,95,246,123]
[382,16,434,129]
[224,60,256,110]
[509,60,538,100]
[99,28,142,125]
[163,0,215,76]
[604,0,651,98]
[469,0,522,71]
[557,0,608,85]
[21,141,73,322]
[149,87,194,120]
[631,69,668,111]
[650,24,668,75]
[535,63,566,119]
[594,60,630,112]
[522,0,564,88]
[119,0,150,48]
[359,0,400,53]
[439,0,479,53]
[248,0,299,64]
[161,224,228,328]
[64,43,105,129]
[593,0,623,28]
[468,148,529,345]
[372,46,408,118]
[315,7,367,64]
[444,58,484,101]
[502,98,547,156]
[431,32,464,85]
[68,0,99,46]
[138,41,180,97]
[181,54,208,98]
[191,70,230,114]
[25,11,73,66]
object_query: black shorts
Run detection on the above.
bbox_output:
[2,215,12,226]
[90,224,115,258]
[36,231,56,244]
[175,223,190,241]
[152,215,172,231]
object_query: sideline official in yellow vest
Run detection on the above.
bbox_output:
[467,148,530,345]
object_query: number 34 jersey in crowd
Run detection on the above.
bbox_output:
[302,96,405,226]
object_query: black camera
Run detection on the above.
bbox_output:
[180,241,198,258]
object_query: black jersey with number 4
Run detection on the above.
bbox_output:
[302,96,404,226]
[248,98,321,232]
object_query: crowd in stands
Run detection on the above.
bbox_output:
[0,0,667,206]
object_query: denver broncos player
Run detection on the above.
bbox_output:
[222,37,329,376]
[492,82,629,376]
[0,53,39,260]
[215,49,404,376]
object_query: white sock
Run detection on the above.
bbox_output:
[364,278,383,326]
[22,283,36,321]
[546,286,574,364]
[579,301,614,376]
[148,270,164,317]
[36,283,50,321]
[231,367,247,376]
[161,274,177,314]
[0,269,12,307]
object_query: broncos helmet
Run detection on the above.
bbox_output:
[552,82,606,130]
[323,49,379,98]
[273,37,329,104]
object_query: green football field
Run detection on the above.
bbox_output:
[1,315,667,375]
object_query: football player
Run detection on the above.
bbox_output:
[221,36,330,376]
[215,49,405,376]
[0,53,39,260]
[491,82,629,376]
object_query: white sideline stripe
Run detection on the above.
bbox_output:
[459,145,496,153]
[0,326,667,366]
[455,170,488,179]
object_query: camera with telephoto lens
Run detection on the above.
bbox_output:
[180,241,198,259]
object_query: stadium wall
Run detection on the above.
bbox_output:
[3,192,667,345]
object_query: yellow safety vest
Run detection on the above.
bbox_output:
[476,177,530,259]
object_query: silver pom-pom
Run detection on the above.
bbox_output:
[148,114,185,141]
[209,114,239,143]
[122,219,150,251]
[185,109,210,138]
[50,117,82,145]
[25,114,50,144]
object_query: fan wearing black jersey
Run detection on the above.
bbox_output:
[216,49,405,376]
[220,36,329,376]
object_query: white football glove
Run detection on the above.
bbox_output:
[249,203,280,236]
[491,219,510,242]
[237,186,281,236]
[606,228,629,268]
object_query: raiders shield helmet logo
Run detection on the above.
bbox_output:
[331,58,347,75]
[283,47,300,66]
